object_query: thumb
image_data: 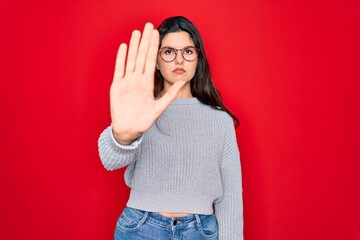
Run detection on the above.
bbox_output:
[155,81,186,113]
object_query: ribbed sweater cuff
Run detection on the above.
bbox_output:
[109,125,143,150]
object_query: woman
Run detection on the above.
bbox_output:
[98,16,243,240]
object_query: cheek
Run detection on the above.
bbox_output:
[158,61,170,73]
[189,61,198,75]
[158,65,172,79]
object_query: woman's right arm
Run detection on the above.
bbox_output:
[98,23,184,170]
[98,125,142,170]
[109,23,185,144]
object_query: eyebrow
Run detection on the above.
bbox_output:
[160,45,195,49]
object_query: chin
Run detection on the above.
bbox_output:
[164,79,191,90]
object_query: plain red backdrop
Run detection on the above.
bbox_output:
[1,0,359,239]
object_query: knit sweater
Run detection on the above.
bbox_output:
[98,97,243,239]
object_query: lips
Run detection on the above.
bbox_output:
[173,68,185,74]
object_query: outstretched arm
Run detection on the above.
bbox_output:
[110,23,185,145]
[98,23,186,170]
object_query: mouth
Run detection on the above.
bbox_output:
[173,68,186,74]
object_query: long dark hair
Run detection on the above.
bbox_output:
[154,16,239,127]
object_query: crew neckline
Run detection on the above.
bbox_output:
[170,97,200,105]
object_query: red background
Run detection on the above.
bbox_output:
[1,0,359,239]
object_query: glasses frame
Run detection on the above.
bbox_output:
[158,46,200,62]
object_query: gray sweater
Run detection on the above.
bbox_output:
[98,97,243,239]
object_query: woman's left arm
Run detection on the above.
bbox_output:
[214,116,243,240]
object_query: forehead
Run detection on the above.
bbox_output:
[161,31,195,48]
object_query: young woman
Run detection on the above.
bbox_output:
[98,16,243,240]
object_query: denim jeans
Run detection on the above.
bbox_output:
[114,207,219,240]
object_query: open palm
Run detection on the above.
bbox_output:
[110,23,185,144]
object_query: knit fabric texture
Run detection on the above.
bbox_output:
[98,97,243,239]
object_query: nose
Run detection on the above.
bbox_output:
[174,50,185,65]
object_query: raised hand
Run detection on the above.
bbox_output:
[110,23,185,145]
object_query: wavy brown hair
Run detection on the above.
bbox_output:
[154,16,239,127]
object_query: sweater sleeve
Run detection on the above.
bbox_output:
[97,125,142,170]
[214,117,243,240]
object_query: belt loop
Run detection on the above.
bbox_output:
[139,211,149,225]
[194,214,202,228]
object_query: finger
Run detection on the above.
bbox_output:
[155,81,186,112]
[113,43,127,81]
[125,30,141,73]
[135,23,154,73]
[144,29,160,76]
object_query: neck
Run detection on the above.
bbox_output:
[162,81,192,98]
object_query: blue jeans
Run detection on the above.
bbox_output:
[114,207,219,240]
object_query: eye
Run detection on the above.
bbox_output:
[184,47,195,55]
[164,48,175,55]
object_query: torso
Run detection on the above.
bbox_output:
[159,212,191,217]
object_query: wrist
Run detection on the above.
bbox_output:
[112,129,141,145]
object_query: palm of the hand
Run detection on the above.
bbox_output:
[110,23,185,144]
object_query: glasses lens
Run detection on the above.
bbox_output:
[160,48,176,62]
[182,47,198,61]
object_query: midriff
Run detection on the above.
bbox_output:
[159,212,191,217]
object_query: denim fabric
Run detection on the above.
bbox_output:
[114,207,219,240]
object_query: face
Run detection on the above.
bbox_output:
[157,31,198,96]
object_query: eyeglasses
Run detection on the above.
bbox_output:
[159,46,199,62]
